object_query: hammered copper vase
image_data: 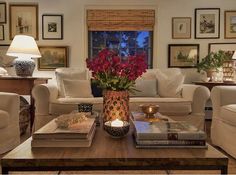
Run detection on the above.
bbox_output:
[103,90,129,123]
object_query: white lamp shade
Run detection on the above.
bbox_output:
[232,51,236,60]
[7,35,41,58]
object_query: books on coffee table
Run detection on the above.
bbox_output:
[132,113,207,148]
[32,117,96,148]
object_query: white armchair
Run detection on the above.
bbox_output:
[211,86,236,158]
[0,92,20,154]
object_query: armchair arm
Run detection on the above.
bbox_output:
[32,83,58,115]
[211,86,236,118]
[182,84,210,115]
[0,92,19,121]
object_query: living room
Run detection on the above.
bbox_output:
[0,0,236,174]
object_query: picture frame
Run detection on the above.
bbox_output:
[0,25,4,40]
[0,44,14,67]
[0,2,6,23]
[38,46,68,70]
[195,8,220,39]
[224,11,236,39]
[42,14,63,40]
[9,4,38,40]
[168,44,199,68]
[172,17,191,39]
[208,42,236,54]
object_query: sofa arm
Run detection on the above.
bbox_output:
[0,92,19,121]
[32,83,58,115]
[182,84,210,115]
[211,86,236,118]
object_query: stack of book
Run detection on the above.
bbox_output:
[31,118,96,148]
[133,121,207,148]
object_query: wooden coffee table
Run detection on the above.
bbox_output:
[1,125,228,174]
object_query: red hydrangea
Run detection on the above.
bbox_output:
[86,48,147,91]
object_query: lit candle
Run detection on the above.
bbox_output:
[111,119,123,127]
[148,106,153,113]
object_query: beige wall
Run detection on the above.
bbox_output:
[2,0,236,83]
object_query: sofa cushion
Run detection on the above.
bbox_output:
[220,104,236,126]
[55,68,87,97]
[156,69,185,98]
[49,97,191,116]
[131,79,158,97]
[0,110,9,129]
[63,79,93,98]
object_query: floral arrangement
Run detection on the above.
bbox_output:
[86,48,147,91]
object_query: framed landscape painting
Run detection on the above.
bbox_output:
[195,8,220,39]
[0,45,14,67]
[38,46,68,70]
[0,2,6,23]
[9,4,38,40]
[42,14,63,40]
[168,44,199,68]
[225,11,236,39]
[172,17,191,39]
[208,43,236,56]
[0,25,4,40]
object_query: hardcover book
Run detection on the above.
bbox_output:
[31,125,96,148]
[133,121,207,140]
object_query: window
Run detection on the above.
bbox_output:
[87,9,155,68]
[88,31,153,68]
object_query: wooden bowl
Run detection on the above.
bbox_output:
[139,104,159,118]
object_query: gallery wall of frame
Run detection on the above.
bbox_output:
[170,7,236,68]
[0,2,67,71]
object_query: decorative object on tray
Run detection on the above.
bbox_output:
[86,48,147,125]
[131,111,168,123]
[133,120,207,149]
[31,113,96,147]
[78,103,93,113]
[196,50,230,81]
[104,119,130,138]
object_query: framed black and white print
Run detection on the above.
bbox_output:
[195,8,220,39]
[0,2,6,23]
[42,14,63,40]
[0,25,4,40]
[225,11,236,39]
[168,44,199,68]
[172,17,191,39]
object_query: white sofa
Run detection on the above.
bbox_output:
[0,92,20,154]
[211,86,236,158]
[32,68,210,131]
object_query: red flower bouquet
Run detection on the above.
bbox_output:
[86,48,147,91]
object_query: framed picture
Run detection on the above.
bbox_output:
[9,4,38,40]
[168,44,199,68]
[195,8,220,39]
[208,43,236,54]
[42,14,63,40]
[38,46,68,70]
[172,17,191,39]
[0,2,6,23]
[225,11,236,39]
[0,44,14,67]
[0,25,4,40]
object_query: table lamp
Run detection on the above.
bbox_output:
[222,50,236,83]
[6,35,41,76]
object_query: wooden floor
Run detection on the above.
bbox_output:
[1,120,236,174]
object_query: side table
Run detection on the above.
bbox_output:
[0,76,51,132]
[193,81,236,91]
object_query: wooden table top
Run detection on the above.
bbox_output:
[1,125,228,172]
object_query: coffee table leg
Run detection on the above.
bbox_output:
[221,165,228,174]
[2,167,9,174]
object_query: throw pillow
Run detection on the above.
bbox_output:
[130,79,157,97]
[55,68,87,97]
[156,69,185,97]
[91,80,103,97]
[63,79,93,98]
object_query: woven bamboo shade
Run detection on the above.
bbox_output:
[87,9,155,31]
